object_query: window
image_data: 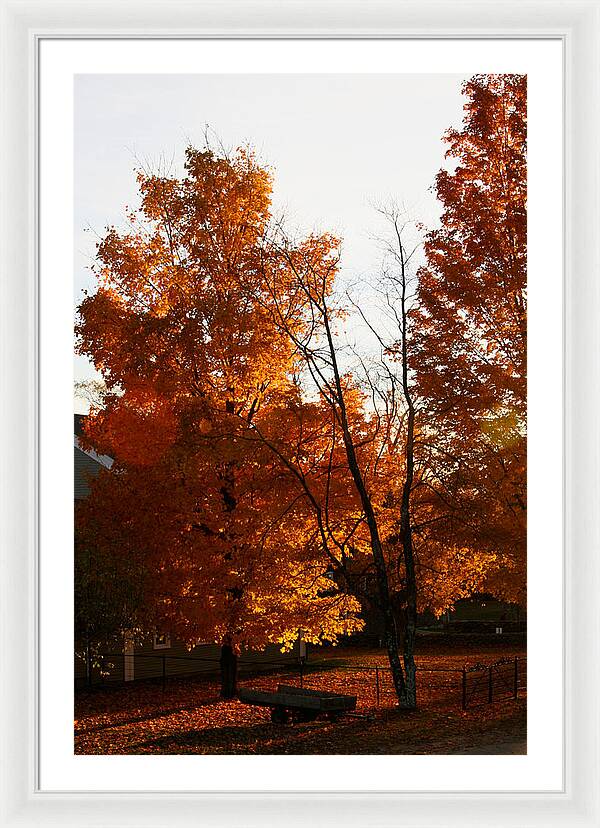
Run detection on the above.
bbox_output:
[153,633,171,650]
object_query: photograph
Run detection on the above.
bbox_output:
[72,71,527,756]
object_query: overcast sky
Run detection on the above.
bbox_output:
[74,73,468,406]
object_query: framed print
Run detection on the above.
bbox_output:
[1,1,599,827]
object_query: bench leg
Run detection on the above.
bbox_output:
[297,709,319,723]
[271,706,289,724]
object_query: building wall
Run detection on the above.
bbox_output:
[74,445,103,500]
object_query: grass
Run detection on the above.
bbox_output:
[74,641,526,755]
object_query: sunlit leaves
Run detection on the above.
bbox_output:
[76,143,363,655]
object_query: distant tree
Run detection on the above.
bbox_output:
[74,379,108,410]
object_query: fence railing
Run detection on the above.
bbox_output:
[290,662,465,711]
[461,656,527,709]
[80,651,526,710]
[84,651,302,690]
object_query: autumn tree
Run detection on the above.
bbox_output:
[76,145,362,697]
[317,207,498,708]
[244,192,505,708]
[411,74,527,604]
[248,223,425,708]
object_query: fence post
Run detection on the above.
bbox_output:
[514,657,518,700]
[162,655,166,692]
[488,666,493,704]
[375,667,380,708]
[299,659,304,689]
[462,668,467,710]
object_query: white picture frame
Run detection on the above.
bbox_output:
[1,1,598,825]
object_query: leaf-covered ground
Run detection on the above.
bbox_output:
[75,644,526,755]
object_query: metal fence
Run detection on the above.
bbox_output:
[461,656,527,709]
[238,661,465,711]
[238,659,526,711]
[82,651,526,711]
[84,651,300,689]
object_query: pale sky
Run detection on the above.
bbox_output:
[74,73,468,405]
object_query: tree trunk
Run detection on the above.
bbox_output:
[383,615,407,703]
[397,223,418,711]
[401,660,417,709]
[369,543,407,703]
[85,628,92,688]
[399,407,418,710]
[400,529,418,710]
[320,310,409,707]
[219,643,238,699]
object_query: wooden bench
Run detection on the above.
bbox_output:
[238,684,357,723]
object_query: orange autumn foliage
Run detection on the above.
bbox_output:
[76,146,363,655]
[411,75,527,604]
[76,71,527,680]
